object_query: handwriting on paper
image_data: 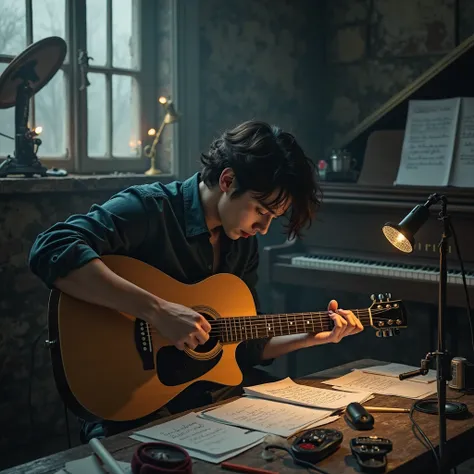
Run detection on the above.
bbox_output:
[135,412,265,455]
[201,397,331,437]
[244,377,371,409]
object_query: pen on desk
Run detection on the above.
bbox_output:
[89,437,126,474]
[221,461,279,474]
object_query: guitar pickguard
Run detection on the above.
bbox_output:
[156,340,223,386]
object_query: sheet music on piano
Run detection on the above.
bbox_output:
[395,97,460,187]
[395,97,474,187]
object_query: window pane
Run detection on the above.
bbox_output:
[0,63,15,156]
[112,75,139,157]
[35,70,67,156]
[33,0,66,45]
[112,0,138,69]
[87,73,107,157]
[0,1,26,56]
[86,0,107,66]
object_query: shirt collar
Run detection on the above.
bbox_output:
[182,172,210,238]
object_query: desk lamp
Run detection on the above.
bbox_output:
[144,96,179,176]
[382,193,467,474]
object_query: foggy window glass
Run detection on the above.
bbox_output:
[86,0,107,66]
[0,63,14,157]
[112,0,138,70]
[33,0,66,56]
[35,70,67,156]
[87,73,107,157]
[0,1,26,56]
[112,75,139,157]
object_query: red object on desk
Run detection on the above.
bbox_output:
[220,461,278,474]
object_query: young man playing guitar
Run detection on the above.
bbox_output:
[29,120,363,441]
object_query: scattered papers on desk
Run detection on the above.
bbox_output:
[199,396,338,437]
[131,411,266,464]
[361,363,437,383]
[243,376,372,409]
[54,456,131,474]
[322,370,437,399]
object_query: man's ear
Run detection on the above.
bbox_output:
[219,168,235,192]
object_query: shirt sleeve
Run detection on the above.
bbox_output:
[28,186,152,288]
[236,237,274,369]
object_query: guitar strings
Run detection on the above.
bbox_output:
[147,307,400,335]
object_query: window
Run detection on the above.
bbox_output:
[0,0,168,174]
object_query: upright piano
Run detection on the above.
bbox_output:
[262,35,474,311]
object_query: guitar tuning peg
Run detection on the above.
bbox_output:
[393,328,400,336]
[371,294,376,301]
[385,292,392,299]
[382,329,393,337]
[376,330,382,337]
[378,294,385,301]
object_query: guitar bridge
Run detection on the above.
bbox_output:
[134,319,154,370]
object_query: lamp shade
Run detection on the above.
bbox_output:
[382,204,431,253]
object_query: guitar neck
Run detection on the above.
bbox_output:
[210,308,371,343]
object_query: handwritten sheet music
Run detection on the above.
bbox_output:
[199,396,333,437]
[450,97,474,187]
[243,377,372,409]
[395,98,461,186]
[134,412,265,456]
[322,370,437,399]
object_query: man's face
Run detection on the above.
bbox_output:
[218,187,289,241]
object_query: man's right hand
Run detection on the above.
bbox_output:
[150,300,211,350]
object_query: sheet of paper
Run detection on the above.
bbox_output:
[54,457,131,474]
[130,433,263,464]
[199,396,334,437]
[395,98,460,186]
[243,377,372,409]
[361,363,436,383]
[450,97,474,187]
[322,370,437,399]
[134,411,266,456]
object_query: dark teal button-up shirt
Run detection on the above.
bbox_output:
[29,173,270,371]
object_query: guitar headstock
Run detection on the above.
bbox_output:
[368,293,407,338]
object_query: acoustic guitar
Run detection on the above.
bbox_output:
[47,255,408,422]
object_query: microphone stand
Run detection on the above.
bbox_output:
[398,194,452,474]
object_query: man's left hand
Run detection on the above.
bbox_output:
[305,299,363,346]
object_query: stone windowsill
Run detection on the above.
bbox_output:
[0,173,177,195]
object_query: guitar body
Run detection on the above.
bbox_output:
[48,255,257,422]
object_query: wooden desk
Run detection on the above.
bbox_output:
[2,359,473,474]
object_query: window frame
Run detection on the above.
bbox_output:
[0,0,160,174]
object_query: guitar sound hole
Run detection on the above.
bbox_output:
[193,313,219,353]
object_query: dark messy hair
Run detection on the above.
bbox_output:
[200,120,322,239]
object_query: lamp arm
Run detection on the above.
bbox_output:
[145,118,167,159]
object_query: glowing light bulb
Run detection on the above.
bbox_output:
[34,126,43,134]
[148,128,156,136]
[158,96,167,104]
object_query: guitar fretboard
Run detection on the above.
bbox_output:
[210,309,369,343]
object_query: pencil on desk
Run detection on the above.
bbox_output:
[363,406,410,413]
[89,437,126,474]
[221,461,278,474]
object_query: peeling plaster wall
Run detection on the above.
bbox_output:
[199,0,325,163]
[324,0,474,152]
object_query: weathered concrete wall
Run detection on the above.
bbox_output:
[324,0,474,152]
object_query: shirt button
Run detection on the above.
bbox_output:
[51,255,59,262]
